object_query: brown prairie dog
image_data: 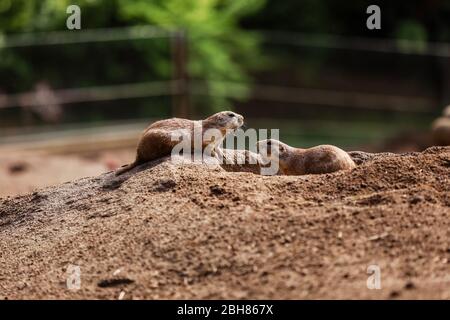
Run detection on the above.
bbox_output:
[257,139,356,175]
[431,105,450,146]
[116,111,244,175]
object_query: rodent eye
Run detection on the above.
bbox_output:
[228,113,235,117]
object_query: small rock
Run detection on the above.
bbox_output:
[210,185,226,196]
[408,195,423,205]
[404,281,416,290]
[8,162,28,174]
[97,278,134,288]
[389,290,400,298]
[154,179,177,192]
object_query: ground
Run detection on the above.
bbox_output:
[0,147,449,299]
[0,149,134,198]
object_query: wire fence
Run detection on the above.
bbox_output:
[261,30,450,58]
[0,26,447,112]
[0,26,447,148]
[0,25,172,48]
[0,80,431,112]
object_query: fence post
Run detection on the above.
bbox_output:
[171,30,190,118]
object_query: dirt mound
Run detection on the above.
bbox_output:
[0,147,449,299]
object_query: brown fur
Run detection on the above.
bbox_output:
[116,111,244,175]
[220,149,262,174]
[257,139,356,175]
[431,105,450,146]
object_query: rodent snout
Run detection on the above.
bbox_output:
[237,115,244,126]
[257,140,277,158]
[256,141,268,153]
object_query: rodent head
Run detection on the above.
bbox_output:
[257,139,290,164]
[204,111,244,131]
[443,105,450,118]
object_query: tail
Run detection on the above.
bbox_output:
[115,161,139,176]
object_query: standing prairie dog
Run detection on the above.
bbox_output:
[257,139,356,175]
[431,105,450,146]
[116,111,244,175]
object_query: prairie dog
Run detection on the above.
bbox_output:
[257,139,356,175]
[432,105,450,146]
[116,111,244,175]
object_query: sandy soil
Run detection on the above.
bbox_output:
[0,149,134,198]
[0,147,449,299]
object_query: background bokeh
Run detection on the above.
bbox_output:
[0,0,449,195]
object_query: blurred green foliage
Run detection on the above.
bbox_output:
[394,20,428,53]
[0,0,266,110]
[243,0,450,42]
[1,0,449,120]
[117,0,266,110]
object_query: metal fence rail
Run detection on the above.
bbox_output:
[261,31,450,58]
[0,26,447,121]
